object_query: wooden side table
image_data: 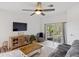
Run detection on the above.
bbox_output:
[19,43,43,57]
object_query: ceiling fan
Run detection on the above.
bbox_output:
[22,2,55,16]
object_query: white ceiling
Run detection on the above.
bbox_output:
[0,2,78,14]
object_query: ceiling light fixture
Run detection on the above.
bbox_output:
[22,2,55,16]
[35,11,41,15]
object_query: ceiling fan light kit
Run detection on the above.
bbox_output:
[35,11,41,15]
[22,2,55,16]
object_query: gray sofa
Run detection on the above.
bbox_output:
[49,40,79,57]
[65,40,79,57]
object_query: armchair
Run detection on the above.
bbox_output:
[36,32,45,42]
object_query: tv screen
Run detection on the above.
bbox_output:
[13,22,27,31]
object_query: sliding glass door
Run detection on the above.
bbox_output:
[44,22,66,43]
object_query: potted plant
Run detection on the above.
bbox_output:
[30,35,36,43]
[47,25,53,36]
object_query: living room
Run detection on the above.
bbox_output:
[0,1,79,57]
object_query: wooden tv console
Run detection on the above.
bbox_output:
[9,35,30,50]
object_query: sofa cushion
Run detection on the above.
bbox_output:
[65,40,79,57]
[49,44,71,57]
[49,48,66,57]
[58,44,71,52]
[72,40,79,47]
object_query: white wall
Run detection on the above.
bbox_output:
[0,10,40,45]
[66,4,79,44]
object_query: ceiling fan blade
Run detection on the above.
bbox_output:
[22,9,34,11]
[41,13,45,16]
[30,13,35,16]
[42,9,55,11]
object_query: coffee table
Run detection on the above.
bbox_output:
[19,42,43,57]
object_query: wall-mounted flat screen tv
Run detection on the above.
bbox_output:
[13,22,27,31]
